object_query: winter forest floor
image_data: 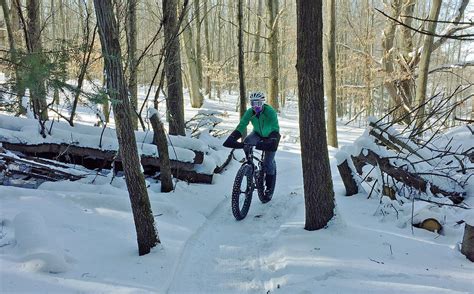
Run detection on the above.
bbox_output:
[1,91,473,293]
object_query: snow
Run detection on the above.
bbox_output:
[1,90,474,293]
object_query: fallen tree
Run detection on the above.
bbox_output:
[336,118,472,234]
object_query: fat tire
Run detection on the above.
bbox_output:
[231,164,254,220]
[256,170,267,203]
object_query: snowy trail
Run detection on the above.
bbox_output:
[166,150,303,293]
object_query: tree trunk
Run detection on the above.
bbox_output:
[324,0,338,147]
[93,0,160,256]
[203,0,211,96]
[59,0,67,41]
[163,0,186,135]
[381,0,409,123]
[337,159,358,196]
[194,0,203,87]
[0,0,25,115]
[253,0,262,67]
[461,223,474,262]
[266,0,280,111]
[182,15,204,108]
[296,0,335,231]
[26,0,48,121]
[237,0,246,133]
[127,0,139,129]
[414,0,442,134]
[149,112,174,193]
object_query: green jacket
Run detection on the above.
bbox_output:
[236,104,279,137]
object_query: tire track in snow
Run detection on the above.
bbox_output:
[166,152,302,293]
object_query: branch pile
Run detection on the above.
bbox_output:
[336,118,473,234]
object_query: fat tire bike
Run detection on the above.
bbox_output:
[231,144,274,220]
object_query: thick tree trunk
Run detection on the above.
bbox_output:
[414,0,442,134]
[237,0,246,130]
[26,0,48,121]
[324,0,338,148]
[296,0,335,231]
[163,0,186,135]
[94,0,160,256]
[127,0,139,129]
[149,112,174,192]
[266,0,279,111]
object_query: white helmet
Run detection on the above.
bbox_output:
[249,91,265,102]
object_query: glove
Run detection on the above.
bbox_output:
[223,130,244,149]
[256,132,280,152]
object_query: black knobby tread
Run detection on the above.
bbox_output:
[231,164,253,220]
[256,170,267,203]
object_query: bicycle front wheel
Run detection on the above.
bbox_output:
[231,164,254,220]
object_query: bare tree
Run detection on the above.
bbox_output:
[324,0,338,147]
[237,0,246,128]
[126,0,139,129]
[163,0,186,135]
[94,0,160,256]
[26,0,48,121]
[414,0,442,134]
[296,0,335,231]
[266,0,280,111]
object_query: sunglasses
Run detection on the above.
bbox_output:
[251,100,264,108]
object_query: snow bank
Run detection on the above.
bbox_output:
[13,211,69,273]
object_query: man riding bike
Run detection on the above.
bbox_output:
[223,91,280,199]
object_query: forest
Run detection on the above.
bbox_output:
[0,0,473,293]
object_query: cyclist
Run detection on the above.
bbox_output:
[223,91,280,199]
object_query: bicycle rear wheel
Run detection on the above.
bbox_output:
[231,164,254,220]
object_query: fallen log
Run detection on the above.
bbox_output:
[1,141,198,172]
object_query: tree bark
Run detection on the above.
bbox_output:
[149,112,174,192]
[26,0,48,121]
[461,223,474,262]
[324,0,338,147]
[381,0,410,123]
[94,0,160,256]
[266,0,280,111]
[296,0,335,231]
[163,0,186,135]
[127,0,139,129]
[253,0,262,67]
[237,0,246,131]
[194,0,203,87]
[203,0,212,96]
[337,159,358,196]
[414,0,442,134]
[182,14,204,108]
[0,0,25,115]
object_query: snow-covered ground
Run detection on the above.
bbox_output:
[1,90,473,293]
